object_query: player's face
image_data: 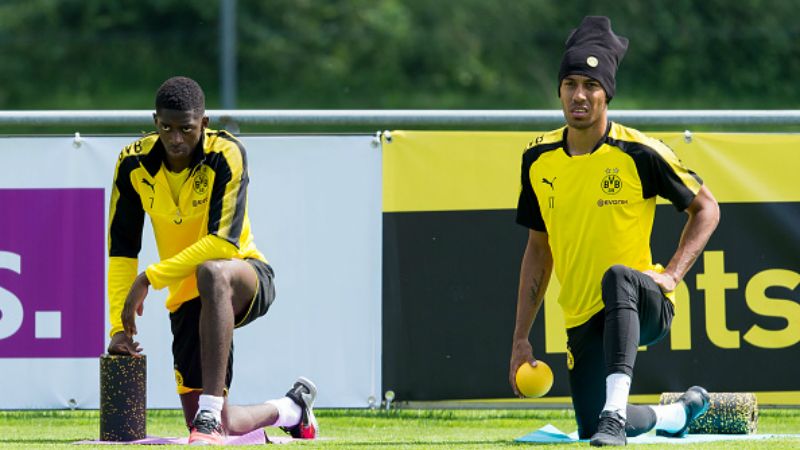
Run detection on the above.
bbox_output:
[153,109,208,166]
[559,75,607,130]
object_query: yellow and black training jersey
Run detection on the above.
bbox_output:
[107,129,266,336]
[516,122,703,329]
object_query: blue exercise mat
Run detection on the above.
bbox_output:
[516,424,798,445]
[515,424,582,444]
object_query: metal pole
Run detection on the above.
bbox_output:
[1,110,800,129]
[219,0,237,111]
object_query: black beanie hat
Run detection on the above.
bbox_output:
[558,16,628,101]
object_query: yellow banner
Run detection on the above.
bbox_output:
[382,129,799,401]
[383,130,800,212]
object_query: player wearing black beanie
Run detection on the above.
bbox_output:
[511,16,720,447]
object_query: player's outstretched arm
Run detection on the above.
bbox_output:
[510,229,553,396]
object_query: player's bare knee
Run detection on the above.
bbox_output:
[196,260,232,298]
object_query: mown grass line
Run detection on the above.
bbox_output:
[0,409,797,449]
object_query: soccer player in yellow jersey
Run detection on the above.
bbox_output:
[509,17,720,447]
[106,77,317,445]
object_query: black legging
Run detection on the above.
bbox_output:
[566,265,674,438]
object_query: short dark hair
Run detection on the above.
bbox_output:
[155,76,205,112]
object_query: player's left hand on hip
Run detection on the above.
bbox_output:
[642,270,677,293]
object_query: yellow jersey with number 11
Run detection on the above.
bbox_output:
[516,122,702,329]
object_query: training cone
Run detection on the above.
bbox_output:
[515,360,553,398]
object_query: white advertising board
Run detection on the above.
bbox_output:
[0,134,382,409]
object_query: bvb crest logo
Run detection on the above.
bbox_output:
[600,168,622,195]
[193,170,209,195]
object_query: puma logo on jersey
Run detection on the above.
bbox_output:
[141,178,156,192]
[541,177,556,190]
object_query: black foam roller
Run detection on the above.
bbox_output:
[660,392,758,434]
[100,354,147,441]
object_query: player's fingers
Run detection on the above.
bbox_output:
[512,380,522,398]
[109,342,133,356]
[123,338,140,356]
[641,270,668,289]
[108,343,124,355]
[509,374,520,396]
[510,359,527,397]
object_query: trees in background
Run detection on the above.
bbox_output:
[1,0,798,109]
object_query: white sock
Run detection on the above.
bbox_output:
[197,394,225,423]
[651,402,688,432]
[602,373,631,419]
[266,397,302,427]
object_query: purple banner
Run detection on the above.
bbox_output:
[0,189,105,358]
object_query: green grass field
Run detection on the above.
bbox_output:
[1,409,798,449]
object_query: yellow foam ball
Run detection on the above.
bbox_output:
[515,360,554,398]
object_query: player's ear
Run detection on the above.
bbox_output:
[201,115,209,129]
[152,112,159,127]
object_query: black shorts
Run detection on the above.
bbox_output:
[169,258,275,394]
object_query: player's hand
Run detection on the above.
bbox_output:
[643,270,678,293]
[509,339,536,398]
[122,272,151,338]
[107,331,143,356]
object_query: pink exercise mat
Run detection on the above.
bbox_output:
[75,428,294,445]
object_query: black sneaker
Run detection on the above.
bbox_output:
[590,410,627,447]
[188,410,224,445]
[280,377,318,439]
[657,386,710,438]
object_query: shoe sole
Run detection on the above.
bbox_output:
[589,435,627,446]
[296,376,317,406]
[295,376,319,438]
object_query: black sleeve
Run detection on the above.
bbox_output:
[647,149,703,211]
[653,159,702,211]
[622,141,703,212]
[206,134,248,248]
[516,150,546,231]
[108,156,145,257]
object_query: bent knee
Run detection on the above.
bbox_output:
[196,260,232,292]
[601,265,636,308]
[602,265,634,284]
